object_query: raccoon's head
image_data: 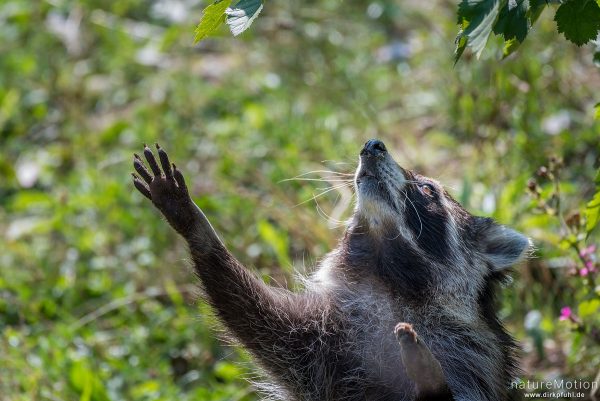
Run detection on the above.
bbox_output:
[345,139,530,299]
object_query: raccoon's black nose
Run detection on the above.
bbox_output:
[361,139,387,157]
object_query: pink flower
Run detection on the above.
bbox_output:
[580,244,597,258]
[585,260,594,269]
[580,268,589,277]
[559,306,572,321]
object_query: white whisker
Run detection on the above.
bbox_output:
[402,190,423,240]
[279,177,353,183]
[314,197,347,227]
[287,170,354,178]
[320,160,356,166]
[293,183,353,207]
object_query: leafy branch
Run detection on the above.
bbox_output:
[456,0,600,62]
[193,0,600,64]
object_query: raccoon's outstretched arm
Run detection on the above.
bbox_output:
[394,323,455,401]
[132,144,331,378]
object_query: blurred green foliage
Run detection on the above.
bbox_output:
[0,0,599,400]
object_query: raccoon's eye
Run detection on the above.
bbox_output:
[418,184,434,197]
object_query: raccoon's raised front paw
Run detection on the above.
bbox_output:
[132,144,200,236]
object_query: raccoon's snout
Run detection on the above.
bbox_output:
[356,139,404,185]
[357,139,389,182]
[361,139,387,157]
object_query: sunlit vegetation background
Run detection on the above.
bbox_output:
[1,0,599,400]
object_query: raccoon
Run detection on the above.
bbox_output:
[131,139,530,401]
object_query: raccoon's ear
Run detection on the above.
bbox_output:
[473,217,531,271]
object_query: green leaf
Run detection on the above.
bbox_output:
[9,191,54,211]
[497,0,553,58]
[585,169,600,236]
[502,37,521,57]
[454,35,469,64]
[226,0,264,36]
[527,0,549,25]
[554,0,600,46]
[69,360,111,401]
[494,0,529,43]
[578,299,600,319]
[456,0,501,60]
[130,381,160,398]
[257,220,292,270]
[214,361,244,382]
[194,0,233,43]
[594,103,600,120]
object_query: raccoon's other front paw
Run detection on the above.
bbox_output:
[132,144,200,236]
[394,322,417,343]
[394,322,454,400]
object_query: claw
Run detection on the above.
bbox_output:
[133,155,153,184]
[143,145,162,177]
[132,173,152,200]
[157,145,173,179]
[172,164,188,195]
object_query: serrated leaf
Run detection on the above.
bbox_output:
[554,0,600,46]
[527,2,546,25]
[226,0,263,37]
[194,0,233,43]
[455,0,501,61]
[494,0,529,42]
